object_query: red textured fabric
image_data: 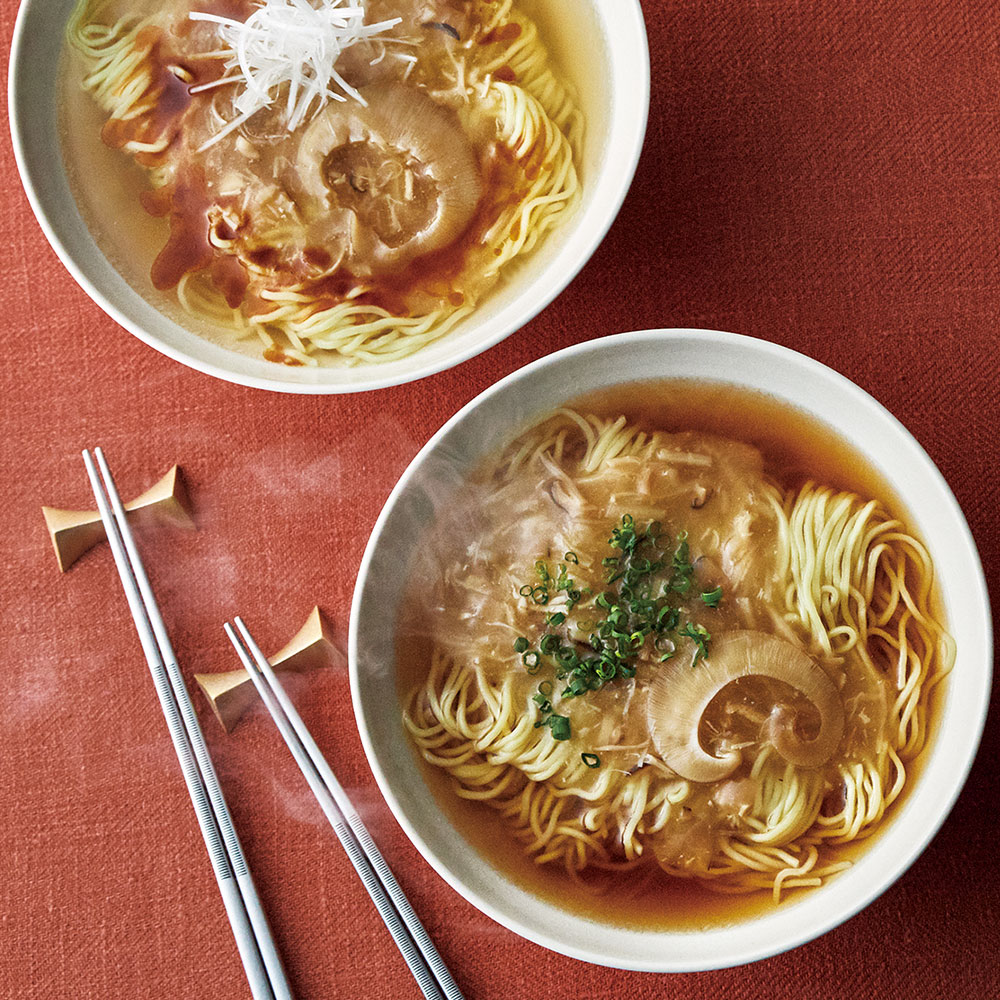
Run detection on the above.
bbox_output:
[2,1,999,997]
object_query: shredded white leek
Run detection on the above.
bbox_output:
[189,0,401,151]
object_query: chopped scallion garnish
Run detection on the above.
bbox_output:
[514,514,722,744]
[701,586,723,608]
[546,715,571,740]
[678,621,711,664]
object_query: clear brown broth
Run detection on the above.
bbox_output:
[396,378,946,930]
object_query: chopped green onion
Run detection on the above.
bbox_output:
[701,585,723,608]
[516,515,723,742]
[678,621,711,664]
[581,752,601,768]
[670,530,693,592]
[539,633,561,655]
[532,692,552,713]
[546,715,571,740]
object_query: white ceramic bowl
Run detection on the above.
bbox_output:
[8,0,648,393]
[350,329,992,971]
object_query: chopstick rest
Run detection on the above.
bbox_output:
[196,607,339,731]
[43,464,193,572]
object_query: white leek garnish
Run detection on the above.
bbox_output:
[189,0,401,151]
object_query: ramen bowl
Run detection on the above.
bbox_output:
[350,329,991,971]
[8,0,648,393]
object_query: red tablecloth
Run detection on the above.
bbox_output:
[2,1,998,997]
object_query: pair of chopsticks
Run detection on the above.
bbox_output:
[83,449,463,1000]
[84,449,291,1000]
[226,621,465,1000]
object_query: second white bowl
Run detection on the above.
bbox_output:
[350,328,991,971]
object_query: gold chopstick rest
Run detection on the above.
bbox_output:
[196,607,337,732]
[43,465,194,572]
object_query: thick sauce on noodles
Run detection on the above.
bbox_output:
[398,381,950,930]
[61,0,586,365]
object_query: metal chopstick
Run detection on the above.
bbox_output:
[83,448,293,1000]
[224,617,464,1000]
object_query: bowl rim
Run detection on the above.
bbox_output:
[349,328,993,971]
[7,0,650,394]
